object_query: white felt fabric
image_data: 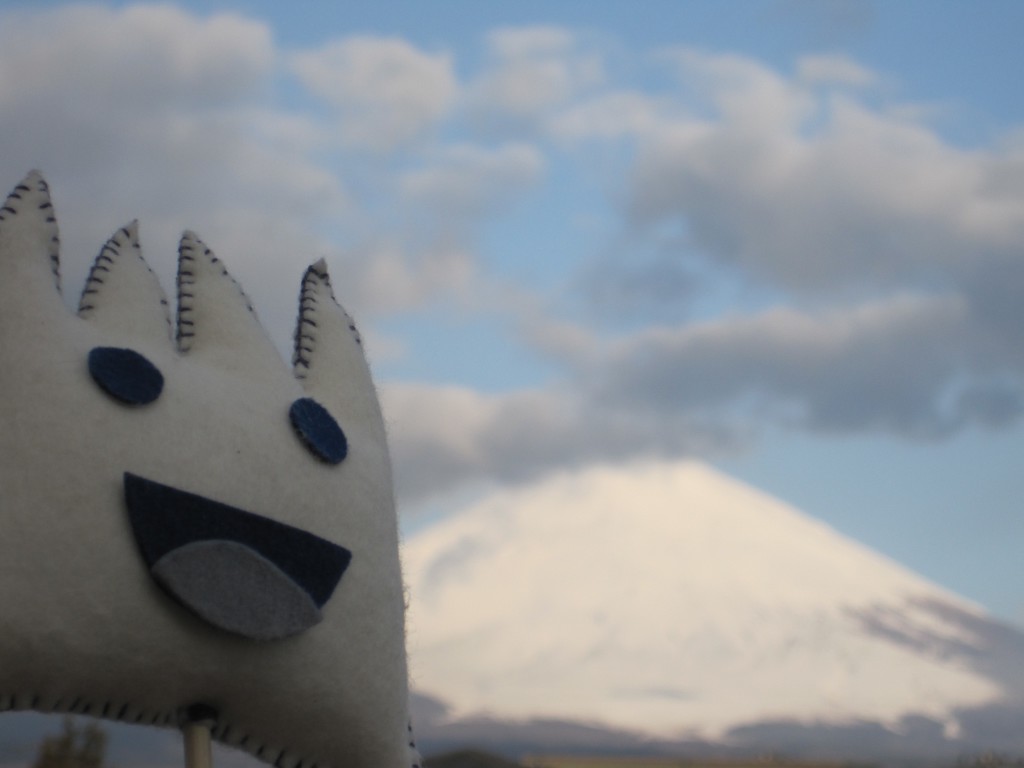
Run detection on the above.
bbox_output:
[0,173,417,768]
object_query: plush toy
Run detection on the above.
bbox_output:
[0,172,420,768]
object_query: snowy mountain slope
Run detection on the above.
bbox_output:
[403,460,1006,742]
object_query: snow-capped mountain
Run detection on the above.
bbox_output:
[403,460,1024,754]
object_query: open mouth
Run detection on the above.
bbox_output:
[124,473,352,641]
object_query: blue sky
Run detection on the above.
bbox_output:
[2,0,1023,628]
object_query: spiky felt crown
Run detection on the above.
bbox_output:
[0,172,419,768]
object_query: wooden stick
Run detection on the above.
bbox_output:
[181,704,218,768]
[183,721,213,768]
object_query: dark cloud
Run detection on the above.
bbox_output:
[588,296,983,438]
[385,286,1023,507]
[384,384,742,504]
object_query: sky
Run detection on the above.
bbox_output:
[1,0,1023,656]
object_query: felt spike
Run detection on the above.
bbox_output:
[0,171,65,324]
[292,259,385,440]
[78,221,172,343]
[176,231,281,375]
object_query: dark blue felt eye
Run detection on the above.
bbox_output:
[289,397,347,464]
[88,347,164,405]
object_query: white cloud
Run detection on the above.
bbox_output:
[625,51,1024,298]
[290,36,458,150]
[550,91,670,140]
[0,4,273,114]
[400,143,545,221]
[330,237,479,317]
[467,26,605,134]
[663,48,816,134]
[797,54,876,87]
[580,52,1024,449]
[0,4,349,356]
[0,5,522,360]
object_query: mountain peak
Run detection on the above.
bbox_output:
[404,460,1002,742]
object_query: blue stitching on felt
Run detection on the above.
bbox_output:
[88,347,164,405]
[289,398,348,465]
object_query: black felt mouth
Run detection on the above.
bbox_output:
[124,472,352,641]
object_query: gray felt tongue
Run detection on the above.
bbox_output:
[152,540,323,641]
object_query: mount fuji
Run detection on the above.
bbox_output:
[402,460,1024,758]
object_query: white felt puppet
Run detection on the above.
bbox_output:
[0,172,420,768]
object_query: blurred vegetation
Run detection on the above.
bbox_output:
[31,717,107,768]
[426,753,868,768]
[957,754,1024,768]
[426,749,523,768]
[521,758,854,768]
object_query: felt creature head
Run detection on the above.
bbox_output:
[0,172,419,768]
